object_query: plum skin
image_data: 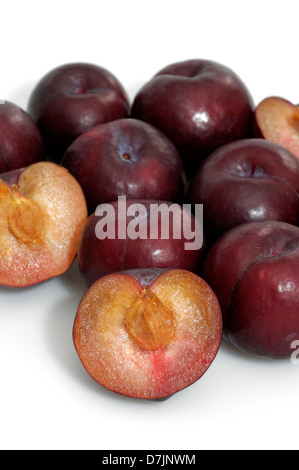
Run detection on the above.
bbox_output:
[28,62,130,160]
[61,118,186,213]
[0,101,44,173]
[131,59,254,177]
[77,200,205,287]
[202,220,299,358]
[186,138,299,242]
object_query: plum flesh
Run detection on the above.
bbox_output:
[73,268,222,399]
[0,162,87,287]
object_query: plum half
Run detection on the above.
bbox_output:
[0,161,87,287]
[252,96,299,160]
[73,268,222,399]
[131,59,254,177]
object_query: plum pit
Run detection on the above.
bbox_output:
[1,179,46,245]
[8,196,46,244]
[288,111,299,135]
[126,288,175,351]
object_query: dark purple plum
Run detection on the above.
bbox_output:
[61,118,185,213]
[0,101,44,173]
[77,199,205,286]
[186,139,299,242]
[202,220,299,358]
[28,62,130,161]
[131,59,254,177]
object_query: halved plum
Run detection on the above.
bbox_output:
[73,268,222,399]
[0,161,87,287]
[252,96,299,160]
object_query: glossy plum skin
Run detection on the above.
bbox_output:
[131,59,254,177]
[202,220,299,358]
[186,139,299,242]
[0,101,44,173]
[61,118,185,213]
[28,63,130,161]
[78,199,205,286]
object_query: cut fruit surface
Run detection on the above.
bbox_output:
[253,96,299,160]
[73,269,222,399]
[0,161,87,287]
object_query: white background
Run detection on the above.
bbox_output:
[1,0,299,451]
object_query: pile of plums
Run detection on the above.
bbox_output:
[1,59,299,399]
